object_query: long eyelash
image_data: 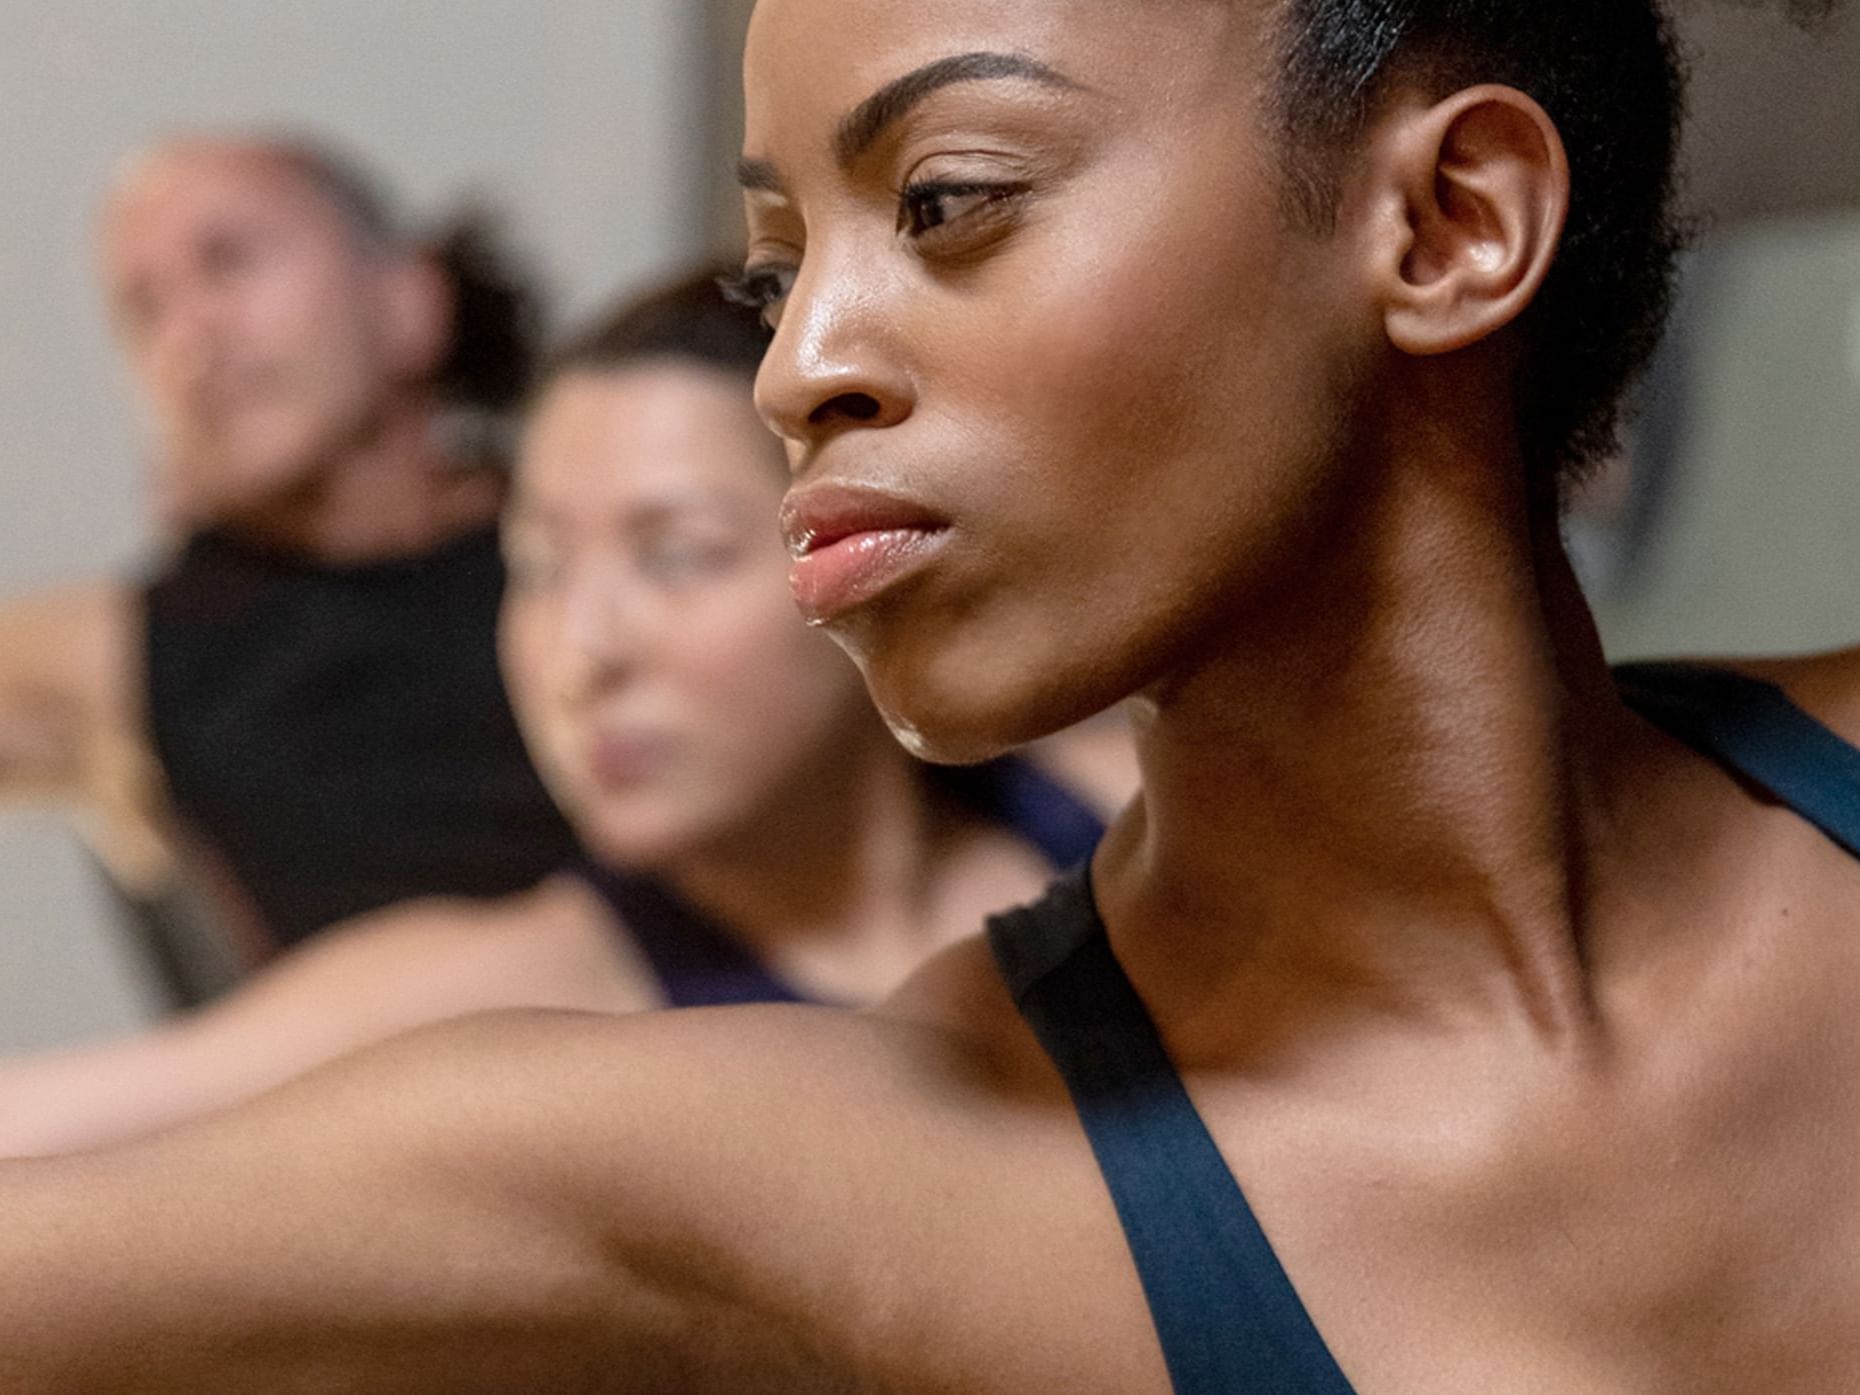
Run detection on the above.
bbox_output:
[717,268,788,311]
[898,181,1023,238]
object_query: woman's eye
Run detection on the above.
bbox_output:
[640,540,738,586]
[897,182,1021,240]
[718,266,795,330]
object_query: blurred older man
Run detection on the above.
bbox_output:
[0,135,575,977]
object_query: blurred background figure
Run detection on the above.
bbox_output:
[0,134,579,1001]
[0,269,1110,1158]
[0,2,697,1051]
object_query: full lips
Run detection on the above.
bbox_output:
[789,526,950,625]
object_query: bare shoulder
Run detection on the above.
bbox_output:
[0,1005,983,1391]
[293,874,665,1019]
[885,930,1037,1057]
[1716,645,1860,748]
[459,874,669,1014]
[297,1003,1034,1311]
[358,997,1120,1387]
[369,954,1146,1389]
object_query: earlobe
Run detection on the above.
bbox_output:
[1374,85,1570,358]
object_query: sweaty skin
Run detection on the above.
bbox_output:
[3,1,1860,1391]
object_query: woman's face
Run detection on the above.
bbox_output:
[502,363,877,867]
[741,0,1375,760]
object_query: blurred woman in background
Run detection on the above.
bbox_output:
[0,268,1109,1158]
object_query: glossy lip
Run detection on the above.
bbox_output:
[780,482,951,625]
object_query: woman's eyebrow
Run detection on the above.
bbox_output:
[736,156,785,194]
[735,52,1082,197]
[832,52,1082,167]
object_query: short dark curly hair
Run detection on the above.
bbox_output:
[1273,0,1848,495]
[1269,0,1700,495]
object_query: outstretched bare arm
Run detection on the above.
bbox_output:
[0,1005,910,1393]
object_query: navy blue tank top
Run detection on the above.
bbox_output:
[577,754,1106,1008]
[988,663,1860,1395]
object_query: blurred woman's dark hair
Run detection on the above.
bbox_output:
[266,135,544,419]
[544,264,772,388]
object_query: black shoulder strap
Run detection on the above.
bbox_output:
[988,871,1357,1395]
[1616,662,1860,859]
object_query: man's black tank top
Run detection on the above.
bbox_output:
[576,754,1107,1007]
[145,527,578,950]
[988,663,1860,1395]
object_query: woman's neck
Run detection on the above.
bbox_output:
[1098,432,1643,1062]
[655,718,985,998]
[224,400,506,564]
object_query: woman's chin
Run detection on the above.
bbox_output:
[875,705,1012,766]
[866,661,1118,768]
[572,802,702,874]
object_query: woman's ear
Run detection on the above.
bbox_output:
[1362,84,1570,358]
[378,250,455,385]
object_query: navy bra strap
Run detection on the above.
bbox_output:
[989,872,1357,1395]
[988,661,1860,1395]
[575,864,809,1008]
[1615,662,1860,860]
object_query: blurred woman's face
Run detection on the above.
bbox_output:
[741,0,1372,760]
[502,363,877,867]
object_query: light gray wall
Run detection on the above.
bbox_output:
[1582,10,1860,658]
[1682,5,1860,225]
[0,0,706,1050]
[1591,215,1860,660]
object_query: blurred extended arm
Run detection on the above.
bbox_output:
[0,580,174,890]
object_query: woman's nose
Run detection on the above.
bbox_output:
[753,261,914,454]
[555,566,649,697]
